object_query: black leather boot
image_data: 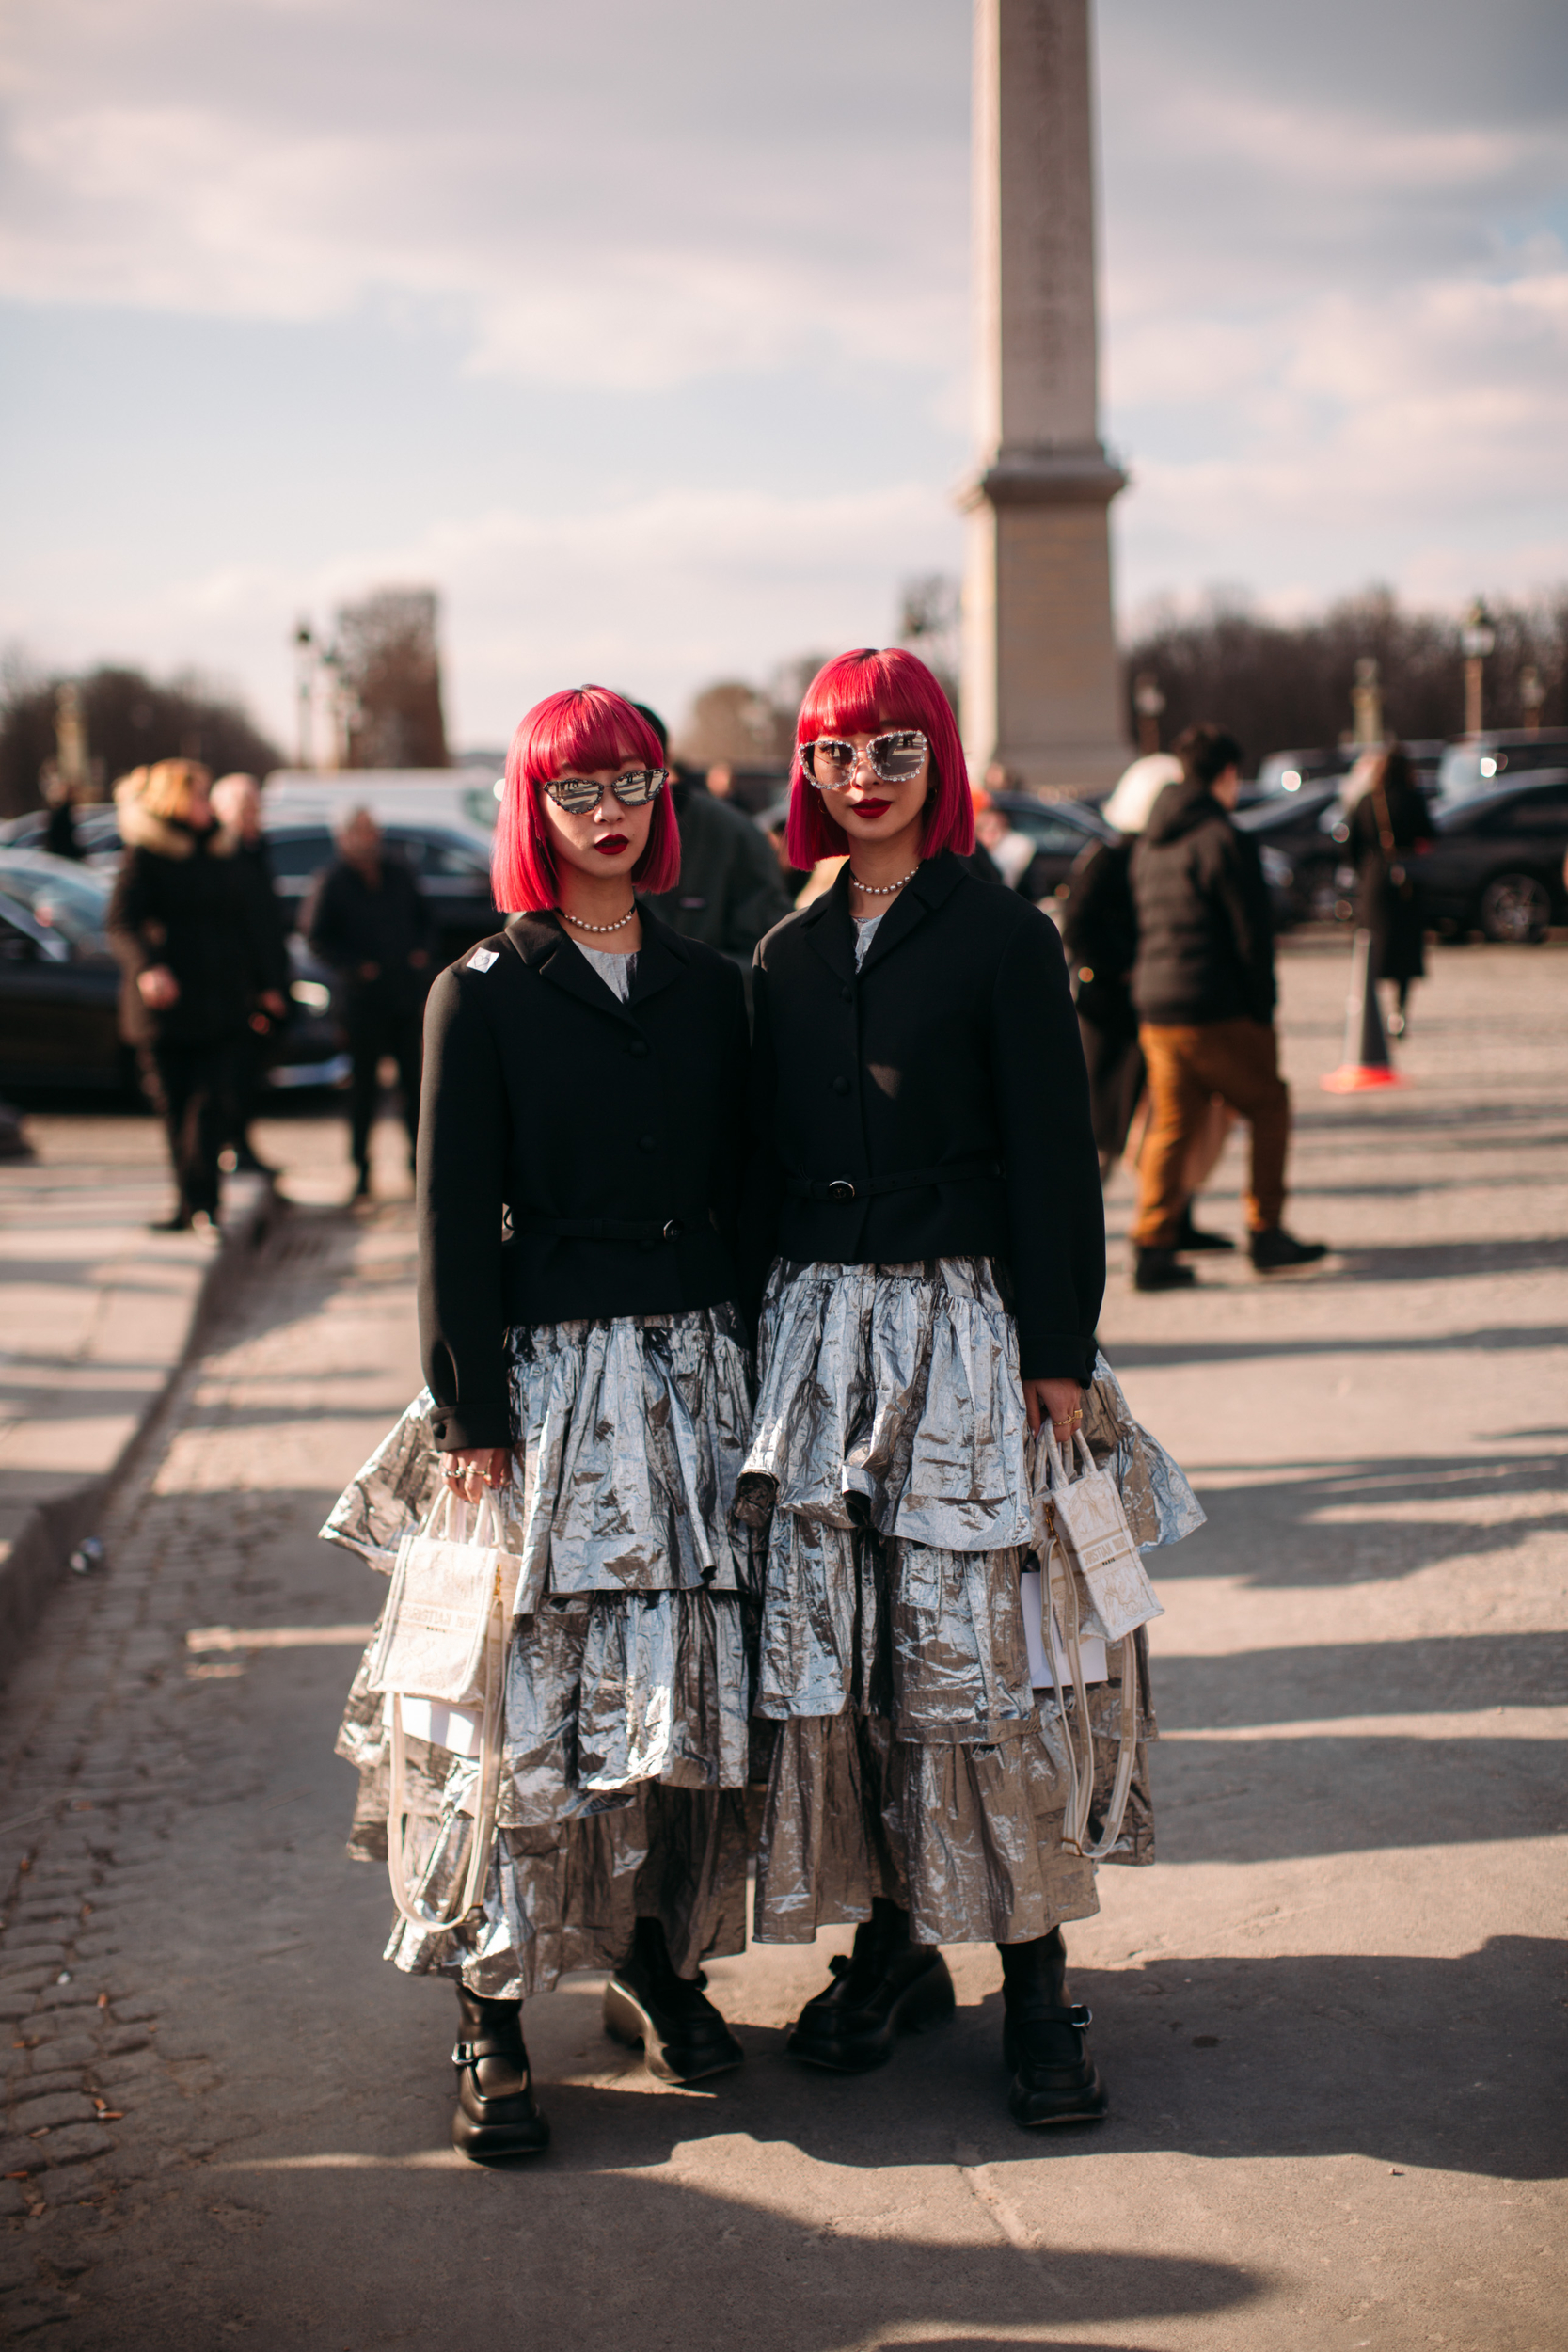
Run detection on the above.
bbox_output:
[787,1898,955,2074]
[1000,1930,1108,2127]
[603,1917,744,2084]
[451,1986,550,2161]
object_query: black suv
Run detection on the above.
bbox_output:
[1419,778,1568,942]
[1435,731,1568,808]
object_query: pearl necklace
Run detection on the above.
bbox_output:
[848,864,920,898]
[561,904,637,935]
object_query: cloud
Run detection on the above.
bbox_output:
[2,0,1565,740]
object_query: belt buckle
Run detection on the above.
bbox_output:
[826,1178,856,1204]
[661,1217,683,1243]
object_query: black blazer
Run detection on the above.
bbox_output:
[743,851,1104,1384]
[418,904,750,1452]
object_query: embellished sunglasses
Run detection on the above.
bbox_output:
[800,730,928,789]
[544,766,669,816]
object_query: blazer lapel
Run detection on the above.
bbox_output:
[627,903,692,1009]
[798,866,858,986]
[856,850,965,977]
[503,910,638,1026]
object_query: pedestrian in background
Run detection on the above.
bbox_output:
[1340,744,1430,1037]
[1128,724,1326,1289]
[1062,755,1180,1183]
[210,772,292,1176]
[306,807,433,1202]
[107,759,280,1232]
[632,706,793,966]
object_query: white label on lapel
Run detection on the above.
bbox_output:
[467,948,499,973]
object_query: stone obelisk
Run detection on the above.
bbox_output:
[959,0,1129,798]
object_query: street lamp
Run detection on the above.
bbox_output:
[1132,672,1165,755]
[1461,600,1495,737]
[292,620,316,770]
[1351,656,1382,749]
[1519,665,1545,735]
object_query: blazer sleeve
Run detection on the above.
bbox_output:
[736,946,788,1337]
[707,957,752,1273]
[106,850,156,978]
[416,967,513,1451]
[990,913,1106,1384]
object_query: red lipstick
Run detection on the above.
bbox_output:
[850,799,892,819]
[594,834,629,855]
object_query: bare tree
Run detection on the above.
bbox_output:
[674,680,793,767]
[1123,587,1568,764]
[0,663,281,820]
[335,587,449,770]
[897,574,961,711]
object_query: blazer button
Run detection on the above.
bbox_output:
[832,1076,850,1096]
[639,1133,657,1152]
[627,1039,648,1057]
[840,985,852,1004]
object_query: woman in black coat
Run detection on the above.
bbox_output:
[1344,745,1430,1033]
[739,646,1148,2132]
[322,686,756,2165]
[106,759,283,1230]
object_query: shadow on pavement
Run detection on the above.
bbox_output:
[1156,1631,1568,1724]
[490,1937,1566,2188]
[1151,1449,1567,1587]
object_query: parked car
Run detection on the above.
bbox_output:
[264,821,501,964]
[0,804,123,866]
[986,791,1117,903]
[1414,777,1568,942]
[0,849,347,1093]
[0,860,128,1091]
[1433,730,1568,811]
[1253,748,1358,799]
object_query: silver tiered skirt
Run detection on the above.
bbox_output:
[323,1305,759,1999]
[737,1258,1190,1950]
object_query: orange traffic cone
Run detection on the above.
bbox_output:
[1322,929,1405,1092]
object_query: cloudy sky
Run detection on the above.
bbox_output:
[2,0,1565,751]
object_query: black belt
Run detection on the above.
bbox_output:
[514,1207,711,1248]
[787,1155,1004,1207]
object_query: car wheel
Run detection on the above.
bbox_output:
[1478,873,1552,944]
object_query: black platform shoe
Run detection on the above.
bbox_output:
[1000,1931,1108,2128]
[603,1918,744,2084]
[787,1898,956,2074]
[451,1986,550,2161]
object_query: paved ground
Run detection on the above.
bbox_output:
[0,939,1564,2351]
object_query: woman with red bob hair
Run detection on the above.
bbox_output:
[737,644,1157,2132]
[324,683,758,2164]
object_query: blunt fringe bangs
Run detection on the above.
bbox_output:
[492,685,679,912]
[784,648,974,869]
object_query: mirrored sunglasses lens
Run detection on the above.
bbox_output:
[810,740,855,786]
[613,768,665,806]
[550,779,602,812]
[871,732,927,781]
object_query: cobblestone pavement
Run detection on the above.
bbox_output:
[0,942,1564,2351]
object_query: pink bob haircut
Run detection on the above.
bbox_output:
[492,684,679,913]
[785,646,974,869]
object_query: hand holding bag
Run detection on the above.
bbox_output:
[366,1486,521,1932]
[1029,1428,1164,1862]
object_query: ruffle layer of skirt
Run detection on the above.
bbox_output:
[738,1257,1030,1552]
[322,1302,756,1605]
[322,1305,758,1995]
[368,1785,751,2000]
[741,1258,1161,1946]
[754,1673,1155,1947]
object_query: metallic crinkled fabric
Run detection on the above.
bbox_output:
[321,1307,757,2000]
[323,1301,755,1605]
[741,1258,1176,1948]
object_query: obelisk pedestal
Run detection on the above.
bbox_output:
[959,0,1129,799]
